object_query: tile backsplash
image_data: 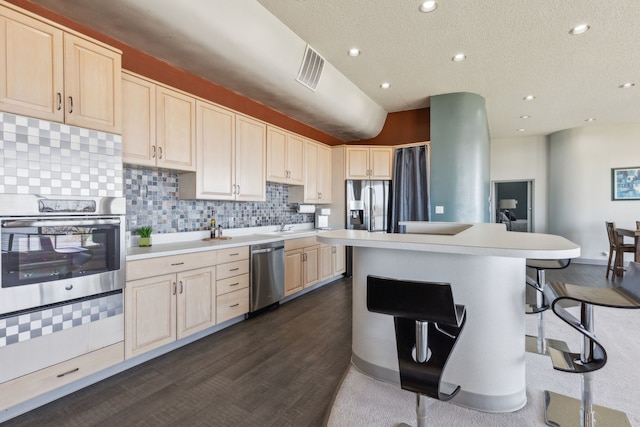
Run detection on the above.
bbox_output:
[0,112,122,197]
[125,166,314,234]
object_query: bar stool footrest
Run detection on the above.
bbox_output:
[544,390,631,427]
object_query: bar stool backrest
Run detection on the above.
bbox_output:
[367,275,464,327]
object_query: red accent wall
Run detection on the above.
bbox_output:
[6,0,430,147]
[349,108,430,146]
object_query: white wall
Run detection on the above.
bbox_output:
[490,135,549,233]
[549,124,640,263]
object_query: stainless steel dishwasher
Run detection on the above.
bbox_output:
[250,240,285,314]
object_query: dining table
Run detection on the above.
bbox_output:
[617,227,640,262]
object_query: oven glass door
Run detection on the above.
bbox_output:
[1,217,121,288]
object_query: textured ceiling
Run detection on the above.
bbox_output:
[258,0,640,139]
[24,0,640,140]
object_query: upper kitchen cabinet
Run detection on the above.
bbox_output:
[290,140,332,204]
[156,85,196,171]
[345,146,394,180]
[266,126,304,185]
[0,4,121,133]
[122,72,195,171]
[179,103,265,201]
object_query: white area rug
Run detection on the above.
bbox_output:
[327,306,640,426]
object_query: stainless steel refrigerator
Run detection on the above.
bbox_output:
[346,180,390,232]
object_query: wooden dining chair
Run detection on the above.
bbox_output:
[605,221,635,279]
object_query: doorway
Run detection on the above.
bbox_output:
[493,180,534,232]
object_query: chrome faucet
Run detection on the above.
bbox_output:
[280,222,291,232]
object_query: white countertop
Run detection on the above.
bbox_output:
[126,224,329,261]
[316,222,580,259]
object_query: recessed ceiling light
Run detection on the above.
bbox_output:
[569,24,590,35]
[619,82,635,89]
[380,82,391,89]
[348,48,361,57]
[520,115,530,119]
[585,118,596,122]
[452,53,466,62]
[523,95,535,101]
[419,1,437,13]
[517,128,526,132]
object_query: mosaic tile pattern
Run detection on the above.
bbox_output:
[125,166,315,233]
[0,112,123,197]
[0,292,123,347]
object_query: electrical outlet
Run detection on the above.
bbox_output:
[435,206,444,214]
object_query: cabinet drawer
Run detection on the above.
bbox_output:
[217,273,249,296]
[217,246,249,263]
[217,288,249,323]
[285,236,318,251]
[216,260,249,280]
[127,251,217,281]
[0,342,124,411]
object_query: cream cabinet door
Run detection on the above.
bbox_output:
[318,144,332,202]
[369,147,394,179]
[122,72,156,166]
[156,85,196,171]
[235,114,266,201]
[125,274,177,359]
[286,133,305,185]
[303,245,320,288]
[319,244,333,281]
[266,126,288,183]
[284,249,303,296]
[345,146,370,179]
[176,267,216,339]
[0,6,64,122]
[63,33,121,133]
[303,140,319,202]
[193,100,236,199]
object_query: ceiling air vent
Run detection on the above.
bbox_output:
[296,45,324,91]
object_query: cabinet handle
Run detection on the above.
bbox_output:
[152,145,156,158]
[229,282,239,287]
[302,253,307,262]
[68,96,73,113]
[318,192,323,200]
[229,253,240,256]
[158,146,163,159]
[171,262,185,266]
[172,282,177,295]
[179,281,184,294]
[56,93,62,111]
[229,268,239,272]
[56,367,80,378]
[232,184,237,195]
[229,303,239,308]
[236,185,240,195]
[331,247,336,253]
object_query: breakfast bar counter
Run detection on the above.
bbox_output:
[317,223,580,413]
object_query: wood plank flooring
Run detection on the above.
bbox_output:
[3,263,613,426]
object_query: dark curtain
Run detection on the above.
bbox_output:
[387,145,430,233]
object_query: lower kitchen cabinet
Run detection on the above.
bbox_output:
[284,237,326,297]
[125,251,218,359]
[216,246,250,323]
[320,244,346,281]
[0,342,124,411]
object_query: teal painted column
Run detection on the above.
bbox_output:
[430,92,490,222]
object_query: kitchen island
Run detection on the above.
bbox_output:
[317,223,580,413]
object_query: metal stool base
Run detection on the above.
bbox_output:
[544,390,631,427]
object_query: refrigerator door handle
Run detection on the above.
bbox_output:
[370,186,376,231]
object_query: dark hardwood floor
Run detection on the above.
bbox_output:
[3,263,613,427]
[4,278,353,427]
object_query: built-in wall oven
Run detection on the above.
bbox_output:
[0,195,125,315]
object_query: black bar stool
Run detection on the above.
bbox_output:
[525,258,570,354]
[541,261,640,426]
[367,275,466,427]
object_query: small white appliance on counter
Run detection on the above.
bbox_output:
[315,208,331,229]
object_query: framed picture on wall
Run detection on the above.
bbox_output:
[612,167,640,200]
